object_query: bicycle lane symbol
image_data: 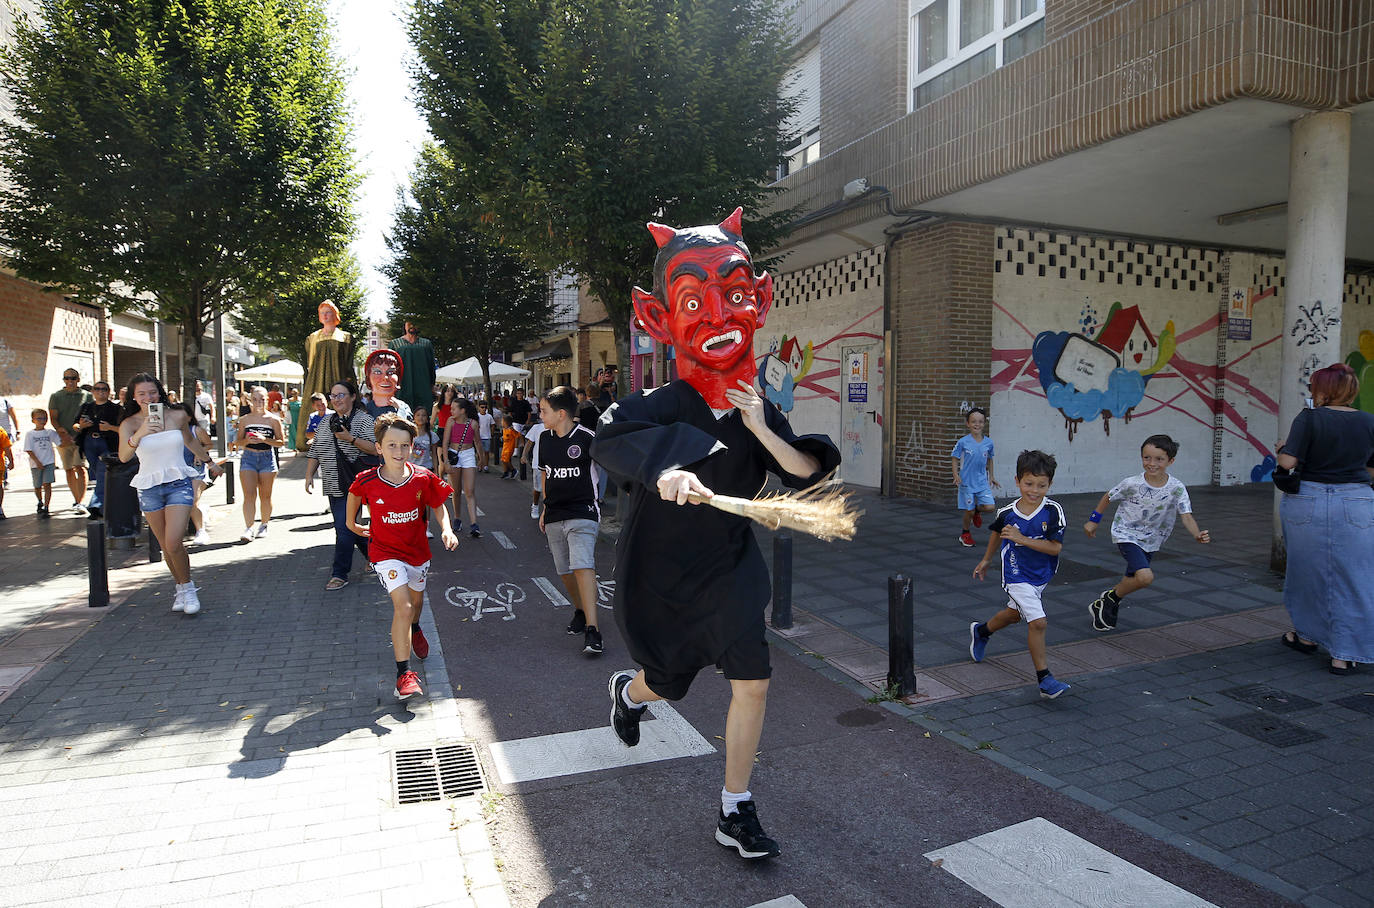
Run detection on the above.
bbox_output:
[444,582,526,621]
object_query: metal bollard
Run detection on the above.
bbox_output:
[148,524,162,564]
[223,459,235,504]
[87,521,109,608]
[770,532,793,629]
[887,574,918,697]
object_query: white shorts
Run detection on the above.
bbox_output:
[1004,582,1047,622]
[446,447,477,469]
[375,559,430,594]
[531,467,544,491]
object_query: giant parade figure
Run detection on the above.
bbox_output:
[298,300,357,449]
[593,207,840,861]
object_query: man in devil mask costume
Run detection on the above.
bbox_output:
[594,208,840,860]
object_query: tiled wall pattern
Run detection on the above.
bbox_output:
[1345,273,1374,309]
[775,245,884,307]
[779,0,1371,245]
[994,228,1222,295]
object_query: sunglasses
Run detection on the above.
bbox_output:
[329,392,349,399]
[63,375,79,381]
[93,385,110,391]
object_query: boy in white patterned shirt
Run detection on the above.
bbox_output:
[1083,434,1210,631]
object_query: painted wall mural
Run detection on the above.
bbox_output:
[756,334,815,414]
[1346,329,1374,414]
[1029,303,1176,440]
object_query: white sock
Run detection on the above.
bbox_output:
[621,684,646,711]
[721,787,751,816]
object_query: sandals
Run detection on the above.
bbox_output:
[325,577,348,591]
[1281,631,1318,655]
[1330,660,1357,676]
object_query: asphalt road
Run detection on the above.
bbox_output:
[430,473,1293,908]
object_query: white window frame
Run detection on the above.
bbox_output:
[908,0,1045,111]
[777,43,820,181]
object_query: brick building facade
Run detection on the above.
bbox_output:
[767,0,1373,500]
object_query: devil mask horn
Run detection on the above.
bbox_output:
[646,222,678,248]
[718,207,744,237]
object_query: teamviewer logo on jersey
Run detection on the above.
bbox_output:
[567,444,581,459]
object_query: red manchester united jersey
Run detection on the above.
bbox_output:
[349,464,453,566]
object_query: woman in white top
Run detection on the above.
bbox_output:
[119,373,219,615]
[231,385,285,541]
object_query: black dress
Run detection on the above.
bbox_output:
[592,380,840,696]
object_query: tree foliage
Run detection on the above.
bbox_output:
[0,0,359,398]
[233,251,368,370]
[382,143,555,399]
[406,0,800,383]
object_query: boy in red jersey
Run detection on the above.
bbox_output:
[347,413,459,700]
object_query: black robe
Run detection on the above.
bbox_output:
[592,380,841,686]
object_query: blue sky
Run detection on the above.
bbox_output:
[328,0,430,322]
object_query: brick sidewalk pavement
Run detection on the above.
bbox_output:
[765,482,1372,906]
[0,454,504,907]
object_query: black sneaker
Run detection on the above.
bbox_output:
[608,669,643,746]
[583,626,603,656]
[1088,589,1118,632]
[567,608,587,635]
[469,522,481,538]
[86,506,102,520]
[37,504,49,518]
[715,801,780,860]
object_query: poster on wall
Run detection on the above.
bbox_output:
[1227,287,1252,340]
[846,351,868,402]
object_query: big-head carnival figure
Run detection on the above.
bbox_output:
[593,208,840,861]
[298,300,357,449]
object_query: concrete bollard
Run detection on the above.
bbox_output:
[887,574,918,697]
[87,521,109,608]
[771,533,793,629]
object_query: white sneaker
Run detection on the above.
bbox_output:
[181,587,201,615]
[192,529,212,546]
[171,591,185,612]
[255,523,269,538]
[240,524,258,542]
[531,503,540,519]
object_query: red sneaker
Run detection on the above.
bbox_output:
[960,530,975,547]
[972,511,983,528]
[411,627,429,660]
[394,670,422,700]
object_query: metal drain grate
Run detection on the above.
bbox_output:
[392,742,486,806]
[1219,684,1320,714]
[1331,693,1374,716]
[1215,714,1326,748]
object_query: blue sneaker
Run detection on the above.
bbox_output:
[969,622,988,663]
[1038,674,1070,699]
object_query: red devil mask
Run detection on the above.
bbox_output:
[364,349,403,406]
[631,207,773,408]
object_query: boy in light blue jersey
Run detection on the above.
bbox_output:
[951,408,999,547]
[970,450,1070,699]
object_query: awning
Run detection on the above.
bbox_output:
[523,338,572,362]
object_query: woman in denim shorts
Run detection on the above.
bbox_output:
[119,373,219,616]
[231,385,285,542]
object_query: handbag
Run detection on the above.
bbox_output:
[331,414,380,493]
[1272,465,1301,494]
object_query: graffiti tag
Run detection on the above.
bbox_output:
[1290,300,1339,347]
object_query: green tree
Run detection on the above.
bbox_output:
[0,0,359,400]
[382,144,555,401]
[407,0,800,389]
[233,251,368,370]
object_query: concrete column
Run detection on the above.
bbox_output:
[1272,110,1351,569]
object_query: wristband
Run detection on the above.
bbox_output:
[1089,511,1103,524]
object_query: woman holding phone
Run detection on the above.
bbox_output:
[118,372,219,616]
[231,385,285,541]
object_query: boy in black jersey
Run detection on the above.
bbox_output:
[534,386,604,656]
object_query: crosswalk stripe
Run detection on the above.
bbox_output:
[531,576,570,607]
[490,530,515,550]
[924,817,1218,908]
[488,701,715,784]
[745,898,807,908]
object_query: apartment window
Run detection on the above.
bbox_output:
[777,43,820,180]
[909,0,1044,109]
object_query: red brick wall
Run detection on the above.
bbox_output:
[0,271,105,414]
[888,221,995,502]
[819,0,908,153]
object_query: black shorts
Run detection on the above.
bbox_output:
[644,633,772,701]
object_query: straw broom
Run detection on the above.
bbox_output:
[687,478,861,542]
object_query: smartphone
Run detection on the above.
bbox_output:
[148,402,164,429]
